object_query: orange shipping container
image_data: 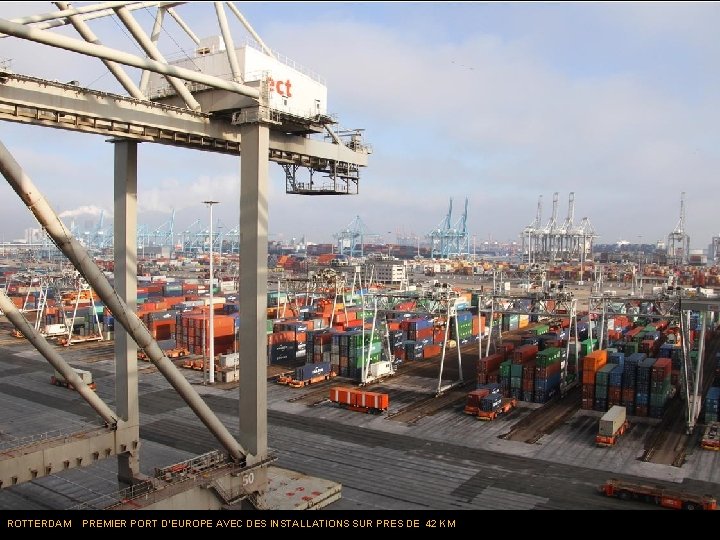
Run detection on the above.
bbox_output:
[582,370,598,384]
[330,387,355,405]
[424,344,442,358]
[354,390,389,411]
[584,349,608,363]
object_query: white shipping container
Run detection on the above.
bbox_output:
[218,352,240,368]
[598,405,626,437]
[54,368,93,385]
[220,281,236,293]
[220,368,239,383]
[370,361,393,378]
[202,297,226,306]
[44,324,68,336]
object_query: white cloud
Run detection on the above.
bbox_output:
[0,3,718,248]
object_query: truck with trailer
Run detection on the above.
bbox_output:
[51,368,96,391]
[598,478,717,510]
[277,361,336,388]
[596,405,630,447]
[43,323,69,338]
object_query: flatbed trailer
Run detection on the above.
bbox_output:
[287,372,336,388]
[277,362,335,388]
[58,333,103,346]
[598,478,717,510]
[51,369,97,391]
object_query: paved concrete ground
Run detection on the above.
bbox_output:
[0,331,718,510]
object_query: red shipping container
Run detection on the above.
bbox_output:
[477,352,505,374]
[651,358,672,381]
[582,384,596,400]
[513,344,538,364]
[536,361,561,380]
[621,388,635,404]
[499,343,515,359]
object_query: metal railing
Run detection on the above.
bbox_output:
[0,422,107,452]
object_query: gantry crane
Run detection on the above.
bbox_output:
[426,197,470,259]
[667,192,690,265]
[0,1,369,508]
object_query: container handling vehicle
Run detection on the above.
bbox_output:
[464,386,517,420]
[596,405,630,447]
[598,478,717,510]
[50,368,96,391]
[277,361,336,388]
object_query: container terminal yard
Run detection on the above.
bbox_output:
[0,251,719,510]
[0,3,718,511]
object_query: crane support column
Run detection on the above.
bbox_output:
[113,139,141,484]
[238,122,269,472]
[0,138,247,463]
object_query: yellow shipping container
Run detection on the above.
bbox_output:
[518,315,530,328]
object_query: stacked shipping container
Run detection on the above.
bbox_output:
[535,347,562,403]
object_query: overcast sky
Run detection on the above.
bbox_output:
[1,2,718,250]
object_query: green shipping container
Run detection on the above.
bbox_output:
[536,347,562,367]
[623,341,639,355]
[500,360,512,378]
[595,364,615,386]
[580,339,598,356]
[530,324,550,336]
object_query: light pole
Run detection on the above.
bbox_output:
[204,200,219,384]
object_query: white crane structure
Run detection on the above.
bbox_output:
[522,195,542,263]
[0,1,369,509]
[667,192,690,265]
[521,192,597,263]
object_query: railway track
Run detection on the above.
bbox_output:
[642,331,720,465]
[500,385,581,443]
[386,382,473,424]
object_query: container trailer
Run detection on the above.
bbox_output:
[598,478,717,510]
[329,386,389,414]
[51,368,96,391]
[138,346,189,362]
[465,388,516,420]
[277,361,335,387]
[43,323,69,337]
[596,406,629,447]
[701,423,719,451]
[477,398,517,420]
